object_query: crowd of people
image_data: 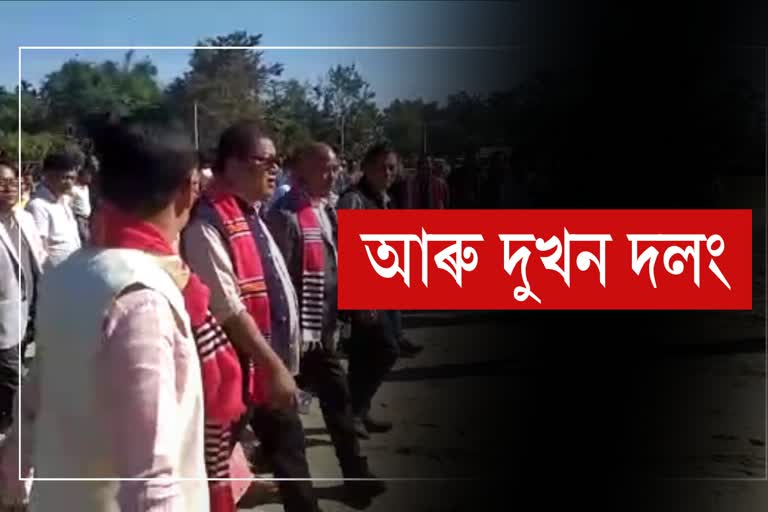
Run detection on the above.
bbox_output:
[0,116,476,511]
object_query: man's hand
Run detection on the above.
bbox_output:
[268,363,298,411]
[223,311,299,411]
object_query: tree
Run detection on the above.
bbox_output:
[19,83,50,134]
[0,87,16,134]
[314,64,380,157]
[263,79,326,153]
[0,131,73,163]
[383,99,439,157]
[0,84,49,135]
[41,53,162,132]
[0,84,72,164]
[167,31,283,151]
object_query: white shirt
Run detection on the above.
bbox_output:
[182,206,302,374]
[18,249,208,511]
[26,185,81,269]
[69,184,91,218]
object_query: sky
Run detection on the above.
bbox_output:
[1,1,523,106]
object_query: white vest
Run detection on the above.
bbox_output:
[29,248,209,512]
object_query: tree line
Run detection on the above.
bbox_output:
[0,30,763,191]
[0,31,519,166]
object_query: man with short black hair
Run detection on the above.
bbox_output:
[2,122,210,510]
[183,120,319,512]
[337,143,406,439]
[26,151,81,268]
[267,142,386,506]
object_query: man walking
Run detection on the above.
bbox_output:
[4,121,210,510]
[267,142,386,507]
[183,121,318,512]
[337,143,405,439]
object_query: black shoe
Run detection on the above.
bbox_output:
[363,414,392,434]
[352,416,370,439]
[398,336,423,357]
[342,457,387,508]
[344,479,387,509]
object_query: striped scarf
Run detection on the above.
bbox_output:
[94,201,248,512]
[292,191,326,348]
[203,187,271,407]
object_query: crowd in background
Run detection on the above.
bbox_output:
[0,119,512,511]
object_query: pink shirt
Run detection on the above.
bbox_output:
[4,287,197,511]
[100,287,194,511]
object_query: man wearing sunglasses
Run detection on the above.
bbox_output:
[0,159,46,437]
[183,121,319,512]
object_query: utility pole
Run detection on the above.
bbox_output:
[340,112,346,156]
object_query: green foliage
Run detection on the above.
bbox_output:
[0,84,50,135]
[263,79,321,153]
[0,87,15,134]
[167,31,283,151]
[0,130,74,163]
[2,29,762,182]
[314,64,379,157]
[384,99,430,157]
[41,52,162,132]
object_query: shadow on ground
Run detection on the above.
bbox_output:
[384,358,527,382]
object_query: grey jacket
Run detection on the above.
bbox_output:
[265,190,338,344]
[0,208,46,349]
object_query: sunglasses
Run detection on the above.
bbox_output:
[0,178,19,189]
[248,154,279,167]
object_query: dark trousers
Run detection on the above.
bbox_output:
[347,312,399,417]
[239,406,317,512]
[0,344,20,433]
[76,215,90,245]
[389,310,403,339]
[298,347,363,475]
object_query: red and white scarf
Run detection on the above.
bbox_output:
[202,185,273,406]
[290,190,326,347]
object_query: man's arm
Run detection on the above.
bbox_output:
[25,200,50,250]
[336,191,364,210]
[264,208,298,273]
[100,289,183,511]
[220,310,296,409]
[182,221,297,410]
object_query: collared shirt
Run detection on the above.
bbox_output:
[26,185,81,268]
[337,184,391,210]
[102,288,194,511]
[6,288,199,511]
[183,202,301,374]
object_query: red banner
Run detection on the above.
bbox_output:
[337,209,753,310]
